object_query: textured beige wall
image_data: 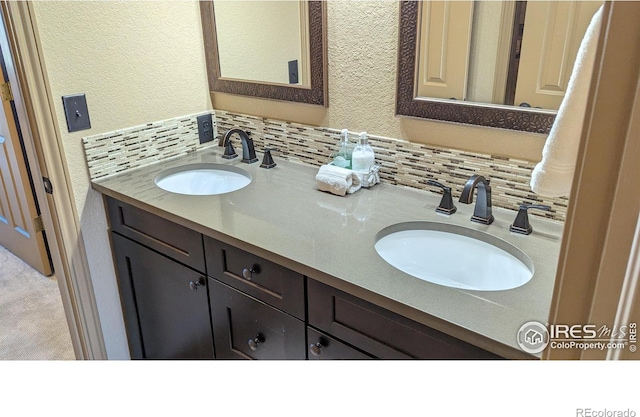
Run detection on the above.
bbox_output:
[32,0,211,358]
[212,0,547,162]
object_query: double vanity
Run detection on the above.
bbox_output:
[93,145,563,360]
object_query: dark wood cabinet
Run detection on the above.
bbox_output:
[307,279,500,359]
[204,237,305,319]
[106,197,206,273]
[307,327,372,360]
[209,279,305,360]
[110,233,214,359]
[105,196,503,360]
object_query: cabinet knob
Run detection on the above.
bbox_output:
[189,277,205,291]
[309,342,323,356]
[309,337,328,356]
[248,334,265,351]
[242,264,260,280]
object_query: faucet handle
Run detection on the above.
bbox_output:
[221,138,238,159]
[260,148,279,169]
[427,180,457,215]
[509,204,551,235]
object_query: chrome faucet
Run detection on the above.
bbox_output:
[458,174,494,225]
[219,128,258,163]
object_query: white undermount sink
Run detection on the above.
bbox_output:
[154,163,251,196]
[374,222,534,291]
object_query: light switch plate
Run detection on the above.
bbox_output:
[62,93,91,132]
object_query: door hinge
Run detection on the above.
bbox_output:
[33,215,45,233]
[1,81,14,102]
[43,177,53,194]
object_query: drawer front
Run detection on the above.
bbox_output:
[307,327,372,360]
[205,236,305,319]
[209,279,305,360]
[106,196,205,273]
[308,279,501,360]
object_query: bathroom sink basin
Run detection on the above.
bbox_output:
[374,222,533,291]
[154,163,251,196]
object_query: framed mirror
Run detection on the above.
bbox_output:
[396,1,600,134]
[200,0,328,106]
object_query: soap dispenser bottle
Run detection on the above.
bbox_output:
[333,129,352,169]
[351,132,375,173]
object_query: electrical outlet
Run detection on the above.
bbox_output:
[288,60,299,84]
[62,94,91,132]
[197,113,214,144]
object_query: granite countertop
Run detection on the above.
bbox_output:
[92,147,564,359]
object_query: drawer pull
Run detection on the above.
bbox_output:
[248,334,265,351]
[309,342,324,356]
[242,265,260,280]
[189,277,205,291]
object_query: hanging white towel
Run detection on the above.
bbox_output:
[530,6,603,197]
[315,164,361,196]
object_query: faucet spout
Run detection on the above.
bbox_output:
[458,174,494,225]
[219,128,258,164]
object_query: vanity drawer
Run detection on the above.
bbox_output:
[209,279,305,360]
[307,327,372,360]
[307,279,501,360]
[106,197,205,273]
[204,236,305,320]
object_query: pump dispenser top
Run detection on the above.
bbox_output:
[333,129,352,169]
[351,132,375,173]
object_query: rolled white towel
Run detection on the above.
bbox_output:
[315,164,361,196]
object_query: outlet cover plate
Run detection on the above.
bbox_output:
[62,94,91,132]
[288,60,299,84]
[197,113,214,144]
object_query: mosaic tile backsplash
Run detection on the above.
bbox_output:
[213,110,568,222]
[82,111,217,180]
[83,109,568,222]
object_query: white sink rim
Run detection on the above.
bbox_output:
[154,163,251,196]
[374,221,534,292]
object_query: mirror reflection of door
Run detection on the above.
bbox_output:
[214,0,310,86]
[514,0,603,109]
[0,40,52,276]
[415,0,603,110]
[416,0,474,101]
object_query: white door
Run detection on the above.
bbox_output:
[416,0,475,101]
[514,0,603,109]
[0,40,52,276]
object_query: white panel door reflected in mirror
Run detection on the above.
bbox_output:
[415,0,603,110]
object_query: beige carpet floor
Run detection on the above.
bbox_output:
[0,245,75,360]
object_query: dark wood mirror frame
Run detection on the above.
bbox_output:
[200,0,328,107]
[396,1,556,134]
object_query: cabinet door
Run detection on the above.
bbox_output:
[209,279,305,360]
[111,232,214,359]
[307,327,372,360]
